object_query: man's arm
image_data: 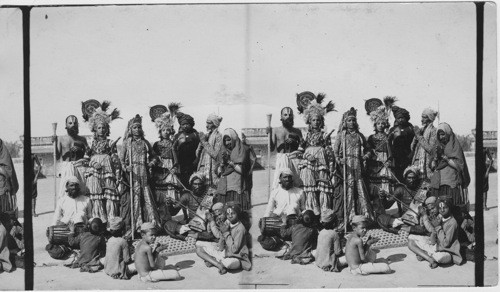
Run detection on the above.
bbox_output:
[263,190,277,217]
[200,132,223,160]
[51,197,64,226]
[145,246,156,269]
[355,238,366,262]
[436,220,458,249]
[223,226,245,255]
[417,127,437,154]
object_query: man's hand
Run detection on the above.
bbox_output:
[94,163,102,170]
[124,165,133,172]
[220,223,230,234]
[206,212,214,222]
[68,222,75,234]
[265,127,272,135]
[413,126,422,136]
[51,135,57,143]
[336,157,345,165]
[366,236,380,246]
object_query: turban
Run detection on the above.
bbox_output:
[424,196,437,206]
[189,172,206,185]
[351,215,367,224]
[278,168,293,177]
[320,209,335,223]
[212,202,224,212]
[422,108,438,122]
[108,217,124,231]
[177,112,194,126]
[66,176,79,184]
[141,222,157,232]
[392,106,410,121]
[403,165,420,178]
[207,113,223,128]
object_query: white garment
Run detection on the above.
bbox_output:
[57,161,87,200]
[272,153,302,190]
[264,186,305,218]
[52,195,91,226]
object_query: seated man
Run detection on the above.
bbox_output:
[408,198,462,268]
[52,176,92,227]
[264,168,306,219]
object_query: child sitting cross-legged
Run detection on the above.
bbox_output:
[68,217,106,273]
[408,198,462,268]
[196,202,251,274]
[315,209,343,272]
[134,222,182,283]
[280,209,318,265]
[345,215,392,275]
[103,217,136,280]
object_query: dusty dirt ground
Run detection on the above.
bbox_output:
[0,157,498,289]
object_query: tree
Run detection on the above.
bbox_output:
[3,140,22,158]
[456,134,473,152]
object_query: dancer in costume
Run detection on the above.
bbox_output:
[296,92,336,215]
[149,104,183,223]
[197,113,224,188]
[267,106,304,190]
[84,101,121,223]
[334,107,374,224]
[366,105,393,216]
[120,115,161,232]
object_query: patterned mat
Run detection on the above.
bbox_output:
[132,235,197,257]
[361,228,409,249]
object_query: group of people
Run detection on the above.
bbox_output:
[48,100,254,281]
[262,93,477,274]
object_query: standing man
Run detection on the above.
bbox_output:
[52,115,90,199]
[174,112,200,188]
[389,106,415,183]
[411,108,438,183]
[197,113,223,188]
[267,107,304,190]
[32,154,42,217]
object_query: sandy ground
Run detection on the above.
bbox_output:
[0,157,498,290]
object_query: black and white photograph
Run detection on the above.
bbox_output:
[0,0,497,290]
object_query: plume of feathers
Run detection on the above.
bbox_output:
[110,108,121,121]
[325,101,336,113]
[101,100,111,112]
[168,102,182,117]
[383,96,398,108]
[316,93,326,105]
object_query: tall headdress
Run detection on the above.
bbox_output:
[81,99,120,131]
[124,114,142,138]
[149,103,180,131]
[296,91,335,123]
[339,107,358,130]
[364,96,398,126]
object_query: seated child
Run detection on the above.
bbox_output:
[280,210,318,265]
[345,215,392,275]
[196,203,251,274]
[408,198,462,268]
[315,209,342,272]
[104,217,135,280]
[68,218,106,273]
[135,222,182,282]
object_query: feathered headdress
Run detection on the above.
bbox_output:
[297,91,335,123]
[82,100,120,131]
[369,106,389,125]
[338,107,358,130]
[150,103,180,130]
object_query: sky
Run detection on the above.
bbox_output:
[0,2,497,144]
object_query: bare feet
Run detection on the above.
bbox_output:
[205,261,214,268]
[416,255,424,261]
[429,260,438,269]
[322,266,331,271]
[217,264,227,275]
